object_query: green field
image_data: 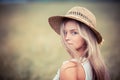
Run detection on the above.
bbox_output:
[0,2,120,80]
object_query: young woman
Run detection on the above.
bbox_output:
[48,6,110,80]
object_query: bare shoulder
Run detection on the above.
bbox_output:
[60,60,85,80]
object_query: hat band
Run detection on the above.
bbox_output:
[67,11,94,27]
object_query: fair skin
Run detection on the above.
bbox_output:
[60,20,86,80]
[63,20,85,56]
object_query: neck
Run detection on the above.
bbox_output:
[77,48,84,57]
[77,44,86,57]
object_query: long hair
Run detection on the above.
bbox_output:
[60,19,110,80]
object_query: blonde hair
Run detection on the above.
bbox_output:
[60,19,110,80]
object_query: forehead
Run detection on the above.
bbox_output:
[64,20,79,30]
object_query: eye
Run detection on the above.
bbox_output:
[71,31,78,35]
[64,31,67,35]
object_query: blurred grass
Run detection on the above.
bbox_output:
[0,2,120,80]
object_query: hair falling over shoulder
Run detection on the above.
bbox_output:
[60,20,110,80]
[78,23,110,80]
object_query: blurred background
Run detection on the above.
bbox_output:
[0,0,120,80]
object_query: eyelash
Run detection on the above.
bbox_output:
[64,31,78,35]
[71,31,78,35]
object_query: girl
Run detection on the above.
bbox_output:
[48,6,110,80]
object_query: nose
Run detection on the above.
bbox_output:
[65,33,70,42]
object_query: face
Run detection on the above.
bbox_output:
[63,20,85,51]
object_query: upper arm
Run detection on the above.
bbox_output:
[60,61,85,80]
[60,61,77,80]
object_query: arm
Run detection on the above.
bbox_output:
[60,61,85,80]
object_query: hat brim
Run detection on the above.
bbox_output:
[48,15,102,44]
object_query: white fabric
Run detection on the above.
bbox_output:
[53,59,93,80]
[53,69,60,80]
[81,60,93,80]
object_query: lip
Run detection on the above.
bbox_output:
[67,42,72,45]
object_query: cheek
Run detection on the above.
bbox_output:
[74,37,84,48]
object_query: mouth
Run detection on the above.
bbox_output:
[67,42,72,45]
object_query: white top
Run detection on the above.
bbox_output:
[53,59,93,80]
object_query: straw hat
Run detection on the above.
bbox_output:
[48,6,102,44]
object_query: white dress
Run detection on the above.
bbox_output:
[53,59,93,80]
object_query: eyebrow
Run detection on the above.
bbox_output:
[69,28,78,31]
[64,28,77,31]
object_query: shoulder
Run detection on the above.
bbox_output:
[60,60,85,80]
